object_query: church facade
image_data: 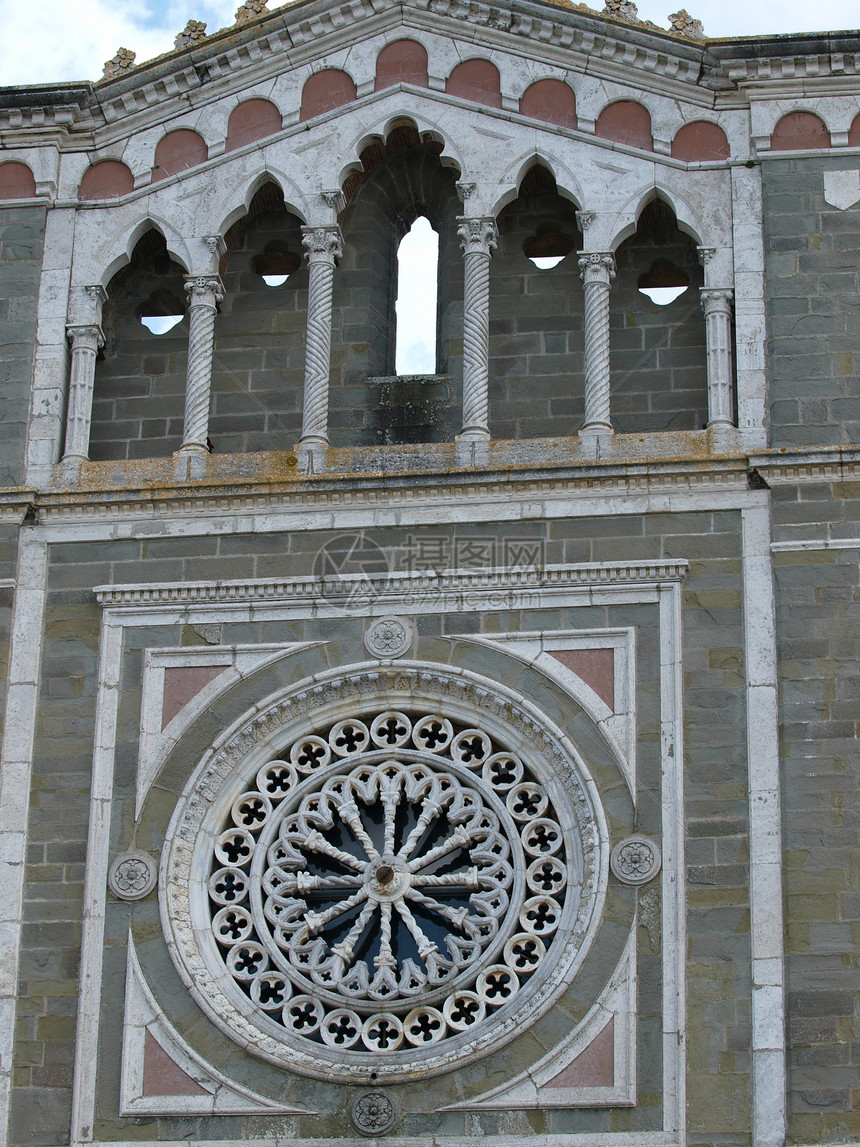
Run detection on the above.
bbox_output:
[0,2,858,1146]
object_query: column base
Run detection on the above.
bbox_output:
[297,437,329,475]
[178,440,210,455]
[707,421,739,455]
[578,423,614,460]
[455,428,490,467]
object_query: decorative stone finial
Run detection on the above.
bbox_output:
[668,9,705,39]
[234,0,268,23]
[602,0,639,22]
[174,20,208,49]
[102,48,136,80]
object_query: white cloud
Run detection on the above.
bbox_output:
[0,0,855,86]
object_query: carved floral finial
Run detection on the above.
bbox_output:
[668,8,705,39]
[234,0,268,23]
[602,0,639,22]
[102,48,136,80]
[174,20,208,49]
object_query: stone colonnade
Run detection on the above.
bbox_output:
[61,219,736,462]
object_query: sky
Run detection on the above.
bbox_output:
[1,0,859,87]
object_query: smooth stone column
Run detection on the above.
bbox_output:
[299,225,343,453]
[62,323,105,460]
[457,216,498,441]
[578,251,616,435]
[701,288,735,428]
[180,275,224,453]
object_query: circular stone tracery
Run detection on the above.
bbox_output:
[164,667,606,1081]
[211,713,564,1051]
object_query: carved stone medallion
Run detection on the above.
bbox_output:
[162,663,608,1081]
[364,616,414,659]
[350,1091,398,1135]
[109,851,157,900]
[610,835,661,885]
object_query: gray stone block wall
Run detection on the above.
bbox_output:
[772,513,860,1142]
[10,512,754,1145]
[763,158,860,446]
[0,205,45,484]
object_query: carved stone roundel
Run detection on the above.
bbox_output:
[109,851,157,900]
[162,664,607,1082]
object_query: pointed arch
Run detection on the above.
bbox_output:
[489,150,583,219]
[210,169,309,240]
[91,215,192,291]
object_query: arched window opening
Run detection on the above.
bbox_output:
[333,127,462,446]
[211,182,306,453]
[489,164,584,440]
[637,260,689,306]
[523,227,575,270]
[254,241,301,287]
[610,197,709,434]
[91,229,189,461]
[138,288,185,334]
[395,217,439,374]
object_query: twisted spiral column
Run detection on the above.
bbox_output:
[300,225,343,447]
[62,324,105,460]
[701,288,735,428]
[578,252,616,433]
[181,275,224,452]
[458,217,497,439]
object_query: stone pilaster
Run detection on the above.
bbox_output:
[300,225,343,451]
[701,288,735,428]
[578,252,616,434]
[180,275,224,453]
[457,216,497,440]
[62,322,105,461]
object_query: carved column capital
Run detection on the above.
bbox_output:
[66,323,105,351]
[578,251,616,283]
[184,275,224,307]
[700,287,734,314]
[302,225,343,265]
[457,216,498,257]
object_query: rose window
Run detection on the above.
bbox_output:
[164,669,605,1081]
[208,711,568,1053]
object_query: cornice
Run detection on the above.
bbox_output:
[0,0,726,149]
[747,444,860,484]
[93,559,690,608]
